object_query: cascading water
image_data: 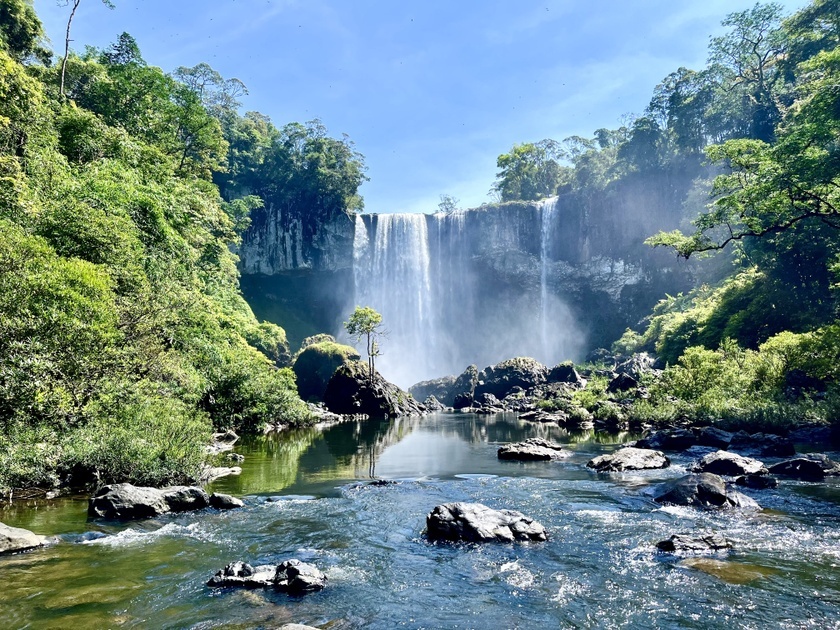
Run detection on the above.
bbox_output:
[539,197,558,363]
[353,214,436,387]
[352,199,581,388]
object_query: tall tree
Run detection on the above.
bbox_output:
[59,0,114,99]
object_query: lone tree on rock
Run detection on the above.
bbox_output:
[344,306,384,382]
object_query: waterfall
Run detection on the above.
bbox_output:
[539,197,558,363]
[351,198,579,389]
[353,214,436,387]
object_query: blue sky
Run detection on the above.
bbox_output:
[34,0,807,214]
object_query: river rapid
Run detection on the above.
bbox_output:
[2,413,840,629]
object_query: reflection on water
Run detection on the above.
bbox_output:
[2,413,840,629]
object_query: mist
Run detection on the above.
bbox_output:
[345,199,586,389]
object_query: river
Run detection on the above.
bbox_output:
[2,413,840,629]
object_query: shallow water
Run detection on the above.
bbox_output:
[2,413,840,629]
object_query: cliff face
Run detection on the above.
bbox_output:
[238,172,701,385]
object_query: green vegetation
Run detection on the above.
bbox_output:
[293,337,361,401]
[0,0,365,497]
[344,306,385,382]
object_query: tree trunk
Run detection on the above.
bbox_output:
[60,0,82,99]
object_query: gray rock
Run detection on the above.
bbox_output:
[274,559,328,594]
[547,362,585,386]
[695,426,733,449]
[324,361,425,418]
[410,375,457,407]
[210,492,245,509]
[606,372,638,393]
[768,454,840,480]
[651,473,761,510]
[656,533,732,553]
[88,484,170,520]
[637,428,697,451]
[734,474,779,489]
[729,431,795,457]
[588,447,670,472]
[422,395,445,411]
[498,438,568,461]
[162,486,210,512]
[426,502,547,543]
[0,522,47,554]
[691,451,768,477]
[475,357,548,400]
[207,561,275,588]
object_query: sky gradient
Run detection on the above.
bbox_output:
[34,0,807,214]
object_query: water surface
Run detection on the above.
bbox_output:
[2,413,840,629]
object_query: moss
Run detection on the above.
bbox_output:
[293,340,361,402]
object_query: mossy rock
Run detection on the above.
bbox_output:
[293,340,360,401]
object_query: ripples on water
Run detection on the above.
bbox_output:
[2,413,840,629]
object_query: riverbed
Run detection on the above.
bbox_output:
[2,413,840,629]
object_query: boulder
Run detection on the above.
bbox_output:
[734,474,779,489]
[656,533,732,553]
[691,451,768,477]
[452,391,474,410]
[274,559,328,594]
[606,372,638,393]
[208,559,326,594]
[587,447,670,472]
[451,365,479,400]
[615,353,661,379]
[422,395,445,411]
[324,361,425,418]
[409,375,457,407]
[293,339,360,402]
[474,357,548,400]
[651,473,760,510]
[426,502,547,543]
[207,561,275,588]
[768,454,840,480]
[210,492,245,509]
[162,486,210,512]
[636,428,697,451]
[695,426,733,450]
[547,362,585,386]
[498,438,568,461]
[88,484,171,519]
[729,431,795,457]
[0,522,46,554]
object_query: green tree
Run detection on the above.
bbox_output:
[438,193,459,213]
[491,139,566,201]
[0,0,50,62]
[344,306,384,382]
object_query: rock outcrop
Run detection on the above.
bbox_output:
[691,451,768,477]
[88,483,242,520]
[497,438,569,461]
[207,559,326,594]
[587,447,670,472]
[656,533,732,553]
[426,502,547,543]
[324,361,424,418]
[0,522,47,554]
[768,454,840,480]
[293,337,361,401]
[474,357,548,400]
[651,473,760,510]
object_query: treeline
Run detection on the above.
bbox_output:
[495,0,840,427]
[0,0,365,494]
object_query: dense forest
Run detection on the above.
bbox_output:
[0,0,366,495]
[2,0,839,497]
[487,0,840,431]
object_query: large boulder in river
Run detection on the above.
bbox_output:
[88,484,171,519]
[768,453,840,480]
[0,522,46,554]
[651,473,760,510]
[207,559,326,594]
[636,428,697,451]
[324,361,424,418]
[474,357,548,400]
[409,375,457,407]
[729,431,795,457]
[162,486,210,512]
[426,502,547,543]
[210,492,245,509]
[587,447,670,472]
[498,438,568,461]
[656,533,732,554]
[691,451,768,477]
[293,337,361,402]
